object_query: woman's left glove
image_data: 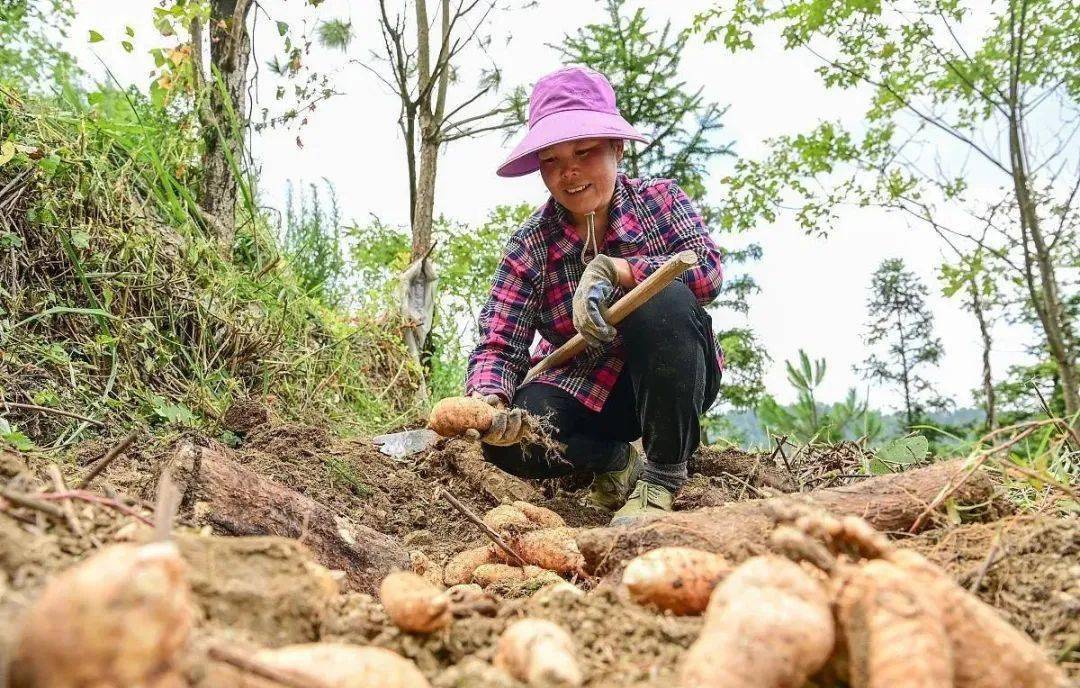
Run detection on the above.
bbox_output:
[573,254,619,348]
[465,394,527,446]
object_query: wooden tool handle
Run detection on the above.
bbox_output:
[521,250,698,385]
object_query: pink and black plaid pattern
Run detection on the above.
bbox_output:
[466,174,724,411]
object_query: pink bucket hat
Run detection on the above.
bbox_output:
[496,66,648,178]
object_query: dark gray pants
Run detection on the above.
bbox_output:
[482,282,722,479]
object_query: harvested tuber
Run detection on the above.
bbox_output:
[410,550,444,588]
[835,558,953,688]
[379,571,451,634]
[494,618,583,687]
[774,509,1069,688]
[679,556,835,688]
[503,527,585,575]
[887,550,1068,688]
[513,501,565,528]
[473,563,528,587]
[428,396,496,438]
[445,583,499,617]
[444,545,497,586]
[8,541,192,688]
[622,546,730,615]
[214,643,431,688]
[483,504,536,534]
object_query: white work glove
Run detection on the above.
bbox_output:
[465,393,527,446]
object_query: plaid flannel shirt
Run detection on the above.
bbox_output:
[465,174,724,412]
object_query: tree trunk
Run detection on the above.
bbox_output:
[412,128,439,260]
[576,459,994,577]
[970,283,997,430]
[198,0,254,251]
[165,441,408,594]
[1007,0,1080,425]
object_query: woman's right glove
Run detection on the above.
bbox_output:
[573,254,619,348]
[465,393,526,446]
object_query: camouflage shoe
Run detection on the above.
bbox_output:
[587,446,644,511]
[610,480,673,525]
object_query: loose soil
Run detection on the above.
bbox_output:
[1,422,1076,686]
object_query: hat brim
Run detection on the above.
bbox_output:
[496,110,648,178]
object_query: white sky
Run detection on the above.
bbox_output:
[65,0,1036,412]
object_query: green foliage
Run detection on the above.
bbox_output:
[715,327,769,409]
[0,82,420,446]
[317,19,354,51]
[0,0,80,93]
[0,418,34,451]
[757,349,884,443]
[868,434,929,474]
[281,180,345,307]
[860,258,945,430]
[697,0,1080,419]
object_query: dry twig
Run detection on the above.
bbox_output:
[77,430,139,489]
[435,485,529,566]
[46,464,84,536]
[0,401,105,427]
[36,490,152,526]
[0,486,65,520]
[208,644,332,688]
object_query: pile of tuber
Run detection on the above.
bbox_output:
[772,508,1070,688]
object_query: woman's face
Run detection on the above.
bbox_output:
[538,138,623,220]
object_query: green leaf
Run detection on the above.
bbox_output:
[121,40,134,53]
[70,230,91,250]
[877,435,929,465]
[152,400,196,425]
[277,21,289,36]
[0,141,15,167]
[89,30,104,43]
[125,25,135,38]
[868,457,892,475]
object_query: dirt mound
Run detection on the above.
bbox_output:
[908,514,1080,675]
[2,428,1076,685]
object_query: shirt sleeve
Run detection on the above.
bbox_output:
[465,235,541,404]
[623,182,724,305]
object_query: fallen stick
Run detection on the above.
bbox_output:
[0,487,66,520]
[36,490,153,526]
[436,486,529,567]
[166,441,407,593]
[208,644,332,688]
[0,401,105,427]
[46,464,83,536]
[77,430,139,489]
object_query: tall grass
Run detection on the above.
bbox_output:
[0,82,421,447]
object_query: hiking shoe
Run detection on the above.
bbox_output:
[587,446,644,511]
[610,480,674,525]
